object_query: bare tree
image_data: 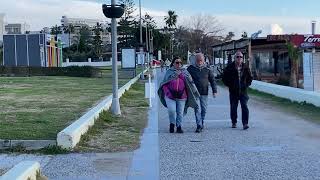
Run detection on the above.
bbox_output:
[179,14,224,56]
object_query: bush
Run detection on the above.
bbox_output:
[275,75,290,86]
[0,66,101,77]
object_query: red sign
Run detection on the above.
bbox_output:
[291,35,320,48]
[267,34,320,48]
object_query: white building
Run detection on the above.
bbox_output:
[61,15,107,28]
[5,23,30,34]
[0,13,5,43]
[59,15,111,47]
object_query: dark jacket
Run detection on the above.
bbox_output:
[222,62,253,95]
[187,64,217,95]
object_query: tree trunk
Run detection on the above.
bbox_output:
[290,59,298,88]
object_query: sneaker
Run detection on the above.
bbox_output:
[169,123,175,133]
[232,123,237,128]
[195,125,202,133]
[176,126,184,133]
[243,124,249,130]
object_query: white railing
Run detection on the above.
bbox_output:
[62,58,121,67]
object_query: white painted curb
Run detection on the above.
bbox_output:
[251,80,320,107]
[0,161,40,180]
[57,69,148,149]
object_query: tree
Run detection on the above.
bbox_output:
[63,24,75,47]
[164,10,178,59]
[118,0,138,48]
[78,25,91,53]
[287,42,300,88]
[241,31,248,38]
[92,23,103,58]
[164,10,178,30]
[50,25,62,39]
[144,13,156,29]
[178,14,224,57]
[225,32,235,41]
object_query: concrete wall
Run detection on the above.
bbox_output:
[251,80,320,107]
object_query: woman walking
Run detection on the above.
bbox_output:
[158,57,200,133]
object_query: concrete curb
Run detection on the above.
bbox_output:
[0,140,56,150]
[251,80,320,107]
[0,161,40,180]
[57,69,148,149]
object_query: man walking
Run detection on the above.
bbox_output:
[187,53,217,133]
[222,51,253,130]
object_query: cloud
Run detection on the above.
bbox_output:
[271,24,284,35]
[214,14,312,38]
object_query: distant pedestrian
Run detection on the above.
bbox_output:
[158,57,200,133]
[187,53,217,133]
[222,51,253,130]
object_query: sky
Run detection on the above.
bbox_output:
[1,0,320,37]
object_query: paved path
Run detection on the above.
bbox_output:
[156,69,320,180]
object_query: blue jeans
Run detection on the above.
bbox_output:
[194,95,208,127]
[165,97,186,127]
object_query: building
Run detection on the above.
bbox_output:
[5,23,30,34]
[212,34,320,92]
[0,13,5,43]
[61,15,107,28]
[59,15,111,48]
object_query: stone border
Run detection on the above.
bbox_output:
[0,161,40,180]
[57,70,148,149]
[251,80,320,107]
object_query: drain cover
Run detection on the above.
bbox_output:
[190,140,203,143]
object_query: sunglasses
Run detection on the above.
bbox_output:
[175,61,182,64]
[236,56,243,58]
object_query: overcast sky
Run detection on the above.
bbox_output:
[1,0,319,37]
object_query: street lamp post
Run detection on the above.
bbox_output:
[102,1,124,115]
[139,0,145,79]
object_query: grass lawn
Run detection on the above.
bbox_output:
[0,72,131,140]
[75,80,149,153]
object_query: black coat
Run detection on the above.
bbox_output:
[187,65,217,95]
[222,62,253,95]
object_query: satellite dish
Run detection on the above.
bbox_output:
[251,30,262,39]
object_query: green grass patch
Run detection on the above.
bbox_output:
[0,71,131,140]
[75,80,149,153]
[0,145,69,155]
[248,88,320,123]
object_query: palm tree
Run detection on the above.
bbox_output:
[164,10,178,59]
[287,42,300,88]
[50,25,62,40]
[164,10,178,30]
[63,24,75,47]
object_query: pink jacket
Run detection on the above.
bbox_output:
[163,73,187,100]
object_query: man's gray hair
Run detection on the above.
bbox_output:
[195,53,205,60]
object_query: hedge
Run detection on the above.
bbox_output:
[0,66,101,77]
